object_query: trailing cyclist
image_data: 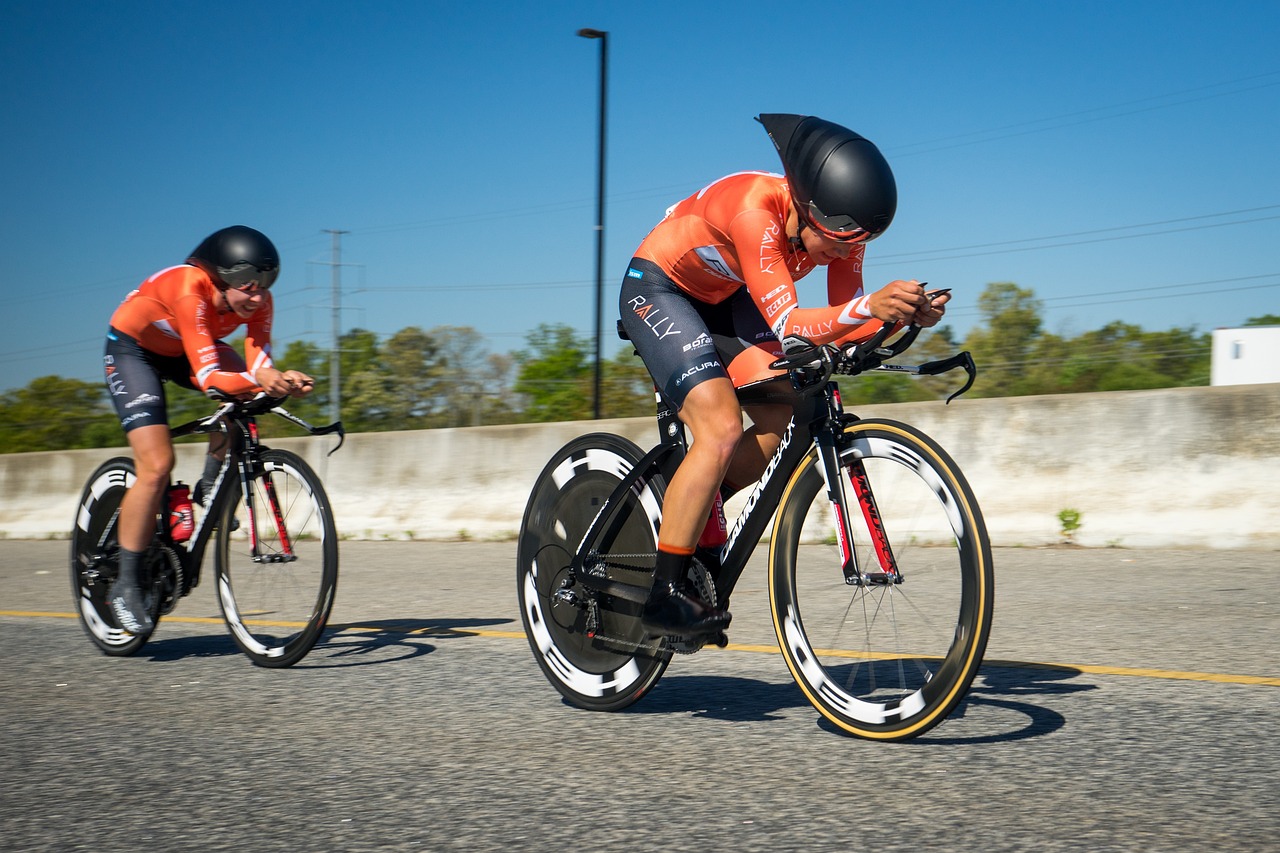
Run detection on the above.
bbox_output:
[617,114,951,639]
[102,225,315,635]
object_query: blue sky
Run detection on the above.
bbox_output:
[2,0,1278,393]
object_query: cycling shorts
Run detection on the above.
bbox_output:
[103,328,242,433]
[618,258,785,410]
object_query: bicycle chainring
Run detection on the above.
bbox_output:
[667,558,720,655]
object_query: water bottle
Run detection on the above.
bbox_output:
[168,482,195,542]
[698,490,727,549]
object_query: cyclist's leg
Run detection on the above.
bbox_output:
[104,330,180,633]
[619,261,735,635]
[189,341,242,505]
[715,286,797,495]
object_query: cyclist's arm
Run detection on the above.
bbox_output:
[174,293,261,397]
[729,212,892,346]
[241,298,278,386]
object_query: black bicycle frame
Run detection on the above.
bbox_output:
[164,408,295,581]
[570,377,857,603]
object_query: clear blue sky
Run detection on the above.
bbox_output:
[3,0,1278,393]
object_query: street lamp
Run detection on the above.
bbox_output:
[578,27,607,420]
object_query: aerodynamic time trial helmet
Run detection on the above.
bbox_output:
[187,225,280,291]
[757,113,897,243]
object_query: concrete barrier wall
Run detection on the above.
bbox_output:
[3,384,1277,549]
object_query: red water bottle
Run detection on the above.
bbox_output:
[168,482,195,542]
[698,490,727,549]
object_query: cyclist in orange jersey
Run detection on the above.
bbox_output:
[102,225,314,634]
[618,114,950,638]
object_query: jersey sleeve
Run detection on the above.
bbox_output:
[241,298,276,378]
[726,207,802,338]
[727,214,882,346]
[174,293,262,397]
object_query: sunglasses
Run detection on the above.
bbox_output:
[800,203,876,244]
[219,261,279,292]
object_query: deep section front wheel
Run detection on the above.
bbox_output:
[769,418,994,740]
[69,457,158,655]
[517,433,671,711]
[214,448,338,668]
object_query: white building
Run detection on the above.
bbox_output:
[1210,326,1280,386]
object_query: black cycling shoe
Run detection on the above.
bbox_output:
[641,582,732,638]
[107,582,154,636]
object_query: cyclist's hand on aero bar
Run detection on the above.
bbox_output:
[256,367,316,399]
[867,279,931,325]
[911,288,951,328]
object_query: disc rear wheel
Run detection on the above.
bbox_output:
[517,433,671,711]
[69,457,158,655]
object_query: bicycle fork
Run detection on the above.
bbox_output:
[814,423,902,587]
[233,435,297,565]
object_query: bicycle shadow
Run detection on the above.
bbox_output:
[296,618,516,669]
[141,633,241,661]
[623,659,1096,740]
[815,660,1097,744]
[139,617,515,667]
[620,673,811,722]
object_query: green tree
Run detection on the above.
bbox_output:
[602,347,657,418]
[0,376,118,452]
[513,323,592,422]
[429,325,500,427]
[962,282,1045,397]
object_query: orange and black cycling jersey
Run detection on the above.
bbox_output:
[635,172,884,345]
[109,264,274,397]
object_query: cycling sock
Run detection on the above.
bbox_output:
[653,543,694,585]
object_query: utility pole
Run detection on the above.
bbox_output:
[323,229,348,425]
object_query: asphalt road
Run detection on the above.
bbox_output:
[2,540,1276,852]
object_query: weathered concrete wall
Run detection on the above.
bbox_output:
[3,384,1276,548]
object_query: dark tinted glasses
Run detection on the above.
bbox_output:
[219,261,279,292]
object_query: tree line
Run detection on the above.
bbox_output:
[2,283,1273,454]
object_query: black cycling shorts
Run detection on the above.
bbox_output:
[618,258,783,410]
[103,328,239,433]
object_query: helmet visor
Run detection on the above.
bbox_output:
[801,202,877,244]
[218,261,279,292]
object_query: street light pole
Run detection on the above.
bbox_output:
[577,27,607,420]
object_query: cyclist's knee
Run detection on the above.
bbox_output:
[128,426,175,484]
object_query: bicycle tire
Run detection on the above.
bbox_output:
[214,448,338,668]
[517,433,672,711]
[69,457,160,655]
[769,418,993,740]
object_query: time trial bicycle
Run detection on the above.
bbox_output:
[517,323,993,740]
[71,392,344,668]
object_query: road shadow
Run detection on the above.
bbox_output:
[618,658,1096,741]
[835,660,1098,745]
[141,632,240,661]
[296,618,516,669]
[620,673,810,722]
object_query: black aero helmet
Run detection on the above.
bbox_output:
[187,225,280,291]
[757,113,897,242]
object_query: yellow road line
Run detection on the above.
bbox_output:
[6,610,1276,687]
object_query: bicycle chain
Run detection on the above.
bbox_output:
[576,555,719,656]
